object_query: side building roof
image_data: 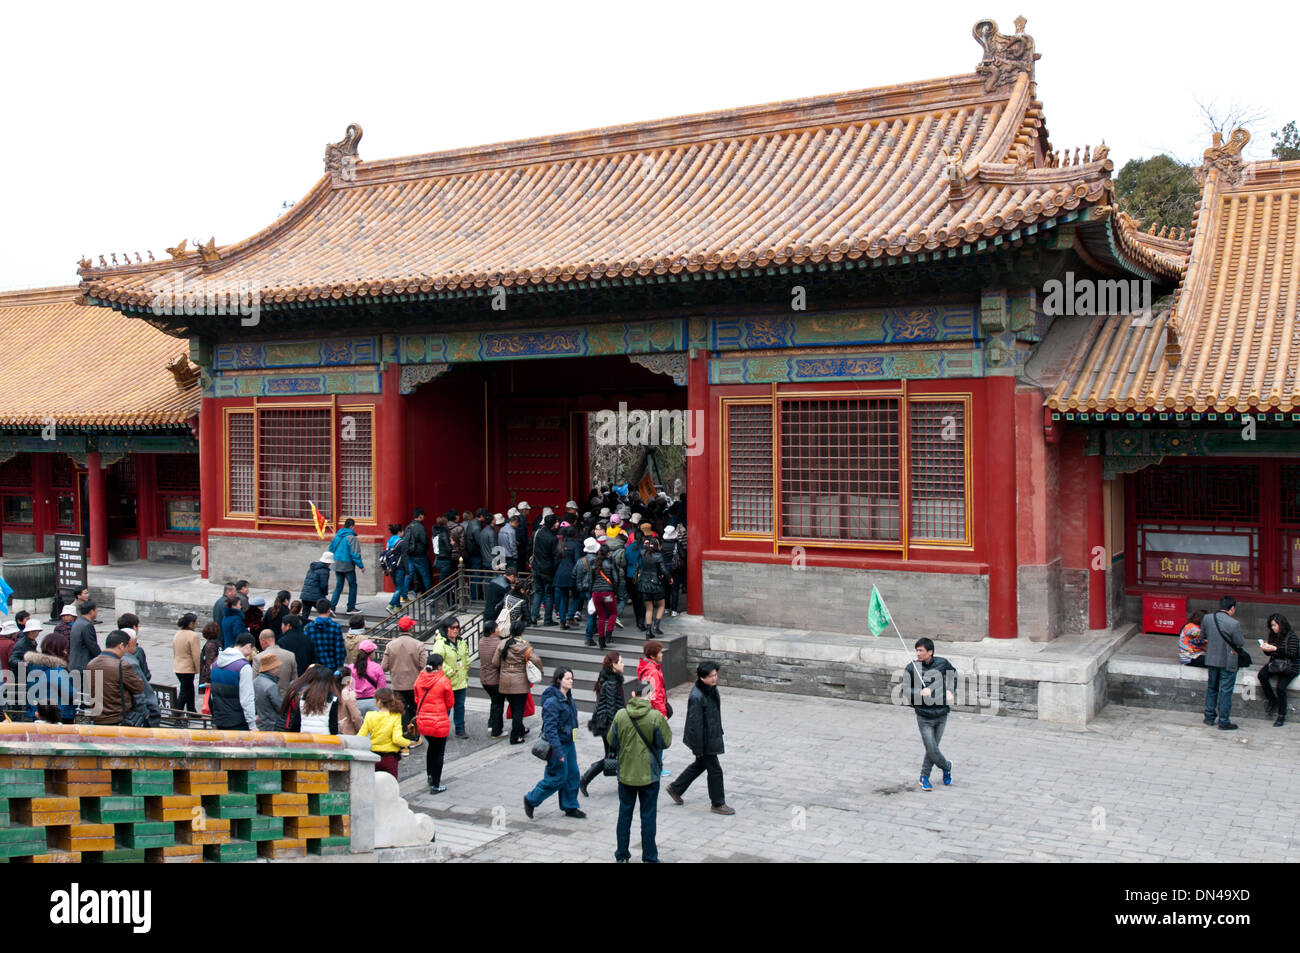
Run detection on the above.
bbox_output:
[1048,140,1300,414]
[0,286,199,429]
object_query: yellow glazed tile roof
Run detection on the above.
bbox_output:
[1049,148,1300,413]
[0,286,199,428]
[77,19,1169,311]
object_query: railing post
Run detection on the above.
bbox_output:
[458,559,469,611]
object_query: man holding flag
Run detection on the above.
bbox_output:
[868,586,957,792]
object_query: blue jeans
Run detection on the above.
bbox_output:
[583,595,597,640]
[330,571,358,612]
[452,688,466,734]
[1205,666,1238,724]
[407,556,433,596]
[554,585,572,626]
[526,740,579,812]
[616,780,659,862]
[469,555,484,600]
[531,575,554,624]
[388,567,407,608]
[435,557,453,585]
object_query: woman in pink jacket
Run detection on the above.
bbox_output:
[348,639,386,715]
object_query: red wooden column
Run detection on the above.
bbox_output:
[1086,453,1108,629]
[685,349,707,616]
[378,364,408,593]
[984,376,1018,638]
[31,453,49,554]
[136,454,155,561]
[198,397,219,578]
[87,451,108,567]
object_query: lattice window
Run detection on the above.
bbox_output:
[1282,465,1300,526]
[156,453,200,492]
[109,458,136,493]
[49,455,76,489]
[228,413,255,514]
[779,397,900,542]
[910,401,968,541]
[257,409,331,521]
[0,455,33,489]
[726,403,773,535]
[1135,463,1259,523]
[339,410,373,521]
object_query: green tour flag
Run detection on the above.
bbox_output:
[867,586,892,637]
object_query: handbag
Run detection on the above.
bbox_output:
[1267,656,1290,674]
[530,737,551,760]
[524,647,541,685]
[1208,612,1251,667]
[405,683,433,739]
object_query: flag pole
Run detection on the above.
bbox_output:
[874,588,931,705]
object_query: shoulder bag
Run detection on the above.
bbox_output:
[524,647,541,685]
[612,711,662,775]
[1208,612,1251,667]
[405,683,432,739]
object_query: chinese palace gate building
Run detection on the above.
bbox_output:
[61,18,1298,641]
[0,287,200,565]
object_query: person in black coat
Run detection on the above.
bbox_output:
[666,661,734,814]
[483,569,518,624]
[580,652,626,796]
[212,583,237,627]
[299,553,333,619]
[530,515,559,626]
[1259,613,1300,727]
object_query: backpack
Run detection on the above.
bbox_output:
[378,538,405,574]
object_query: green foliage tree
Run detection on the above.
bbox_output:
[1272,121,1300,160]
[1114,155,1199,231]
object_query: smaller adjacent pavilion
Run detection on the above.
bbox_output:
[0,286,200,566]
[1047,137,1300,634]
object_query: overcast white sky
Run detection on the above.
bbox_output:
[0,0,1292,291]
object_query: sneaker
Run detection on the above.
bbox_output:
[919,776,933,791]
[429,784,447,794]
[666,785,683,805]
[615,619,624,629]
[671,611,678,617]
[523,796,534,819]
[1274,718,1286,727]
[455,731,468,739]
[1218,722,1239,731]
[710,804,736,815]
[660,768,672,777]
[564,808,587,819]
[615,857,629,863]
[386,605,399,615]
[1203,717,1216,726]
[943,762,953,786]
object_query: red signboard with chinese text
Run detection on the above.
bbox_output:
[1142,594,1187,635]
[1142,552,1253,588]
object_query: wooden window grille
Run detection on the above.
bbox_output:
[228,413,255,514]
[1281,465,1300,526]
[779,397,900,542]
[109,458,137,493]
[49,454,76,489]
[0,455,33,489]
[156,453,200,492]
[909,401,967,541]
[726,403,773,535]
[257,409,331,521]
[1135,463,1259,523]
[338,410,373,521]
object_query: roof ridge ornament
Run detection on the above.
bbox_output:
[1194,127,1251,187]
[973,17,1041,93]
[326,123,364,183]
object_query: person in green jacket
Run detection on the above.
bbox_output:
[607,681,672,863]
[431,618,471,738]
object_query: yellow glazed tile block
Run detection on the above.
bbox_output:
[147,844,203,863]
[146,795,202,822]
[257,837,306,859]
[258,793,308,817]
[282,771,329,794]
[13,798,81,827]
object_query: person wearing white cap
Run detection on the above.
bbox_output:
[299,551,334,622]
[9,617,46,683]
[575,536,603,645]
[599,507,611,519]
[1,619,21,679]
[51,604,77,643]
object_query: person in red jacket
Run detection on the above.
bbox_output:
[636,640,672,777]
[413,654,456,794]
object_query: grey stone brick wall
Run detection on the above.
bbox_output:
[702,560,989,641]
[209,536,383,596]
[2,532,35,555]
[1060,567,1089,633]
[145,540,195,564]
[688,646,1038,718]
[1108,671,1275,721]
[1017,559,1062,641]
[108,538,140,562]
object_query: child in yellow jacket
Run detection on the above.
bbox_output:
[357,689,411,779]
